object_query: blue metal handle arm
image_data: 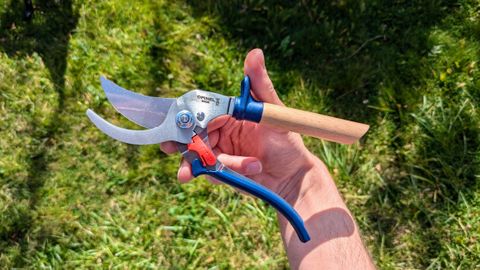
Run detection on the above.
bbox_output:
[191,159,311,243]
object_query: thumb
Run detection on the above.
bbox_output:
[217,153,263,176]
[244,49,283,105]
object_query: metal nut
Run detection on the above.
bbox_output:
[176,110,194,129]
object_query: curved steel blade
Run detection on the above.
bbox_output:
[101,76,174,129]
[86,109,193,145]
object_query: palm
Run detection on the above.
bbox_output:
[208,116,312,194]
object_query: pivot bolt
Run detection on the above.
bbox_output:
[176,110,194,129]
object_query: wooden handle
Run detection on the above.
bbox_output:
[261,103,369,144]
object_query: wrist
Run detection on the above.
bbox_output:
[278,153,341,207]
[276,154,348,240]
[275,156,375,269]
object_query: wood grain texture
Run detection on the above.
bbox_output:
[261,103,369,144]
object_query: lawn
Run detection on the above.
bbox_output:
[1,0,479,269]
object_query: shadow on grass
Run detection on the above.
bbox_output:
[188,0,457,121]
[0,0,77,265]
[187,0,479,267]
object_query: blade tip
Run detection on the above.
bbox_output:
[86,109,100,122]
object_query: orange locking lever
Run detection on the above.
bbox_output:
[187,135,217,167]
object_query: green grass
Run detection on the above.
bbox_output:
[0,0,479,268]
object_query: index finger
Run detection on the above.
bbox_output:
[160,141,177,154]
[207,115,230,133]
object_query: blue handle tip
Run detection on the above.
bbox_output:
[232,76,264,122]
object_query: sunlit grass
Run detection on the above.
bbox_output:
[1,0,479,268]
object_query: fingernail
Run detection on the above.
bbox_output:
[246,161,262,175]
[258,50,266,69]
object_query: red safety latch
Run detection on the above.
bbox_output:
[187,135,217,167]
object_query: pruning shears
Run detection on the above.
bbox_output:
[86,76,369,242]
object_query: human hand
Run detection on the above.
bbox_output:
[161,49,376,269]
[160,49,316,199]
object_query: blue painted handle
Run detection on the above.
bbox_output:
[232,76,264,122]
[191,159,311,243]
